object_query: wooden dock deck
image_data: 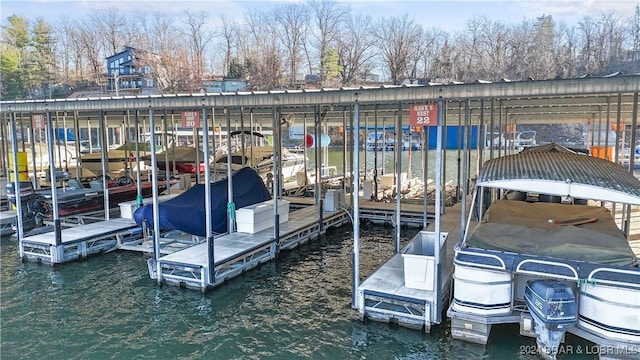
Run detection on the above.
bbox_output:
[284,195,434,226]
[151,205,350,291]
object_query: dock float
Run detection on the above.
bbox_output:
[0,210,16,236]
[19,217,142,264]
[149,205,350,292]
[356,199,469,333]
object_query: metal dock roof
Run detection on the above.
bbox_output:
[477,152,640,205]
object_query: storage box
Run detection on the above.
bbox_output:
[323,189,344,212]
[401,231,447,291]
[236,199,290,234]
[380,172,406,190]
[362,180,374,199]
[118,194,176,219]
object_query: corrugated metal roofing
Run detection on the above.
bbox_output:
[477,152,640,204]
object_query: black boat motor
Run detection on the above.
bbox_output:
[524,279,577,360]
[6,181,44,233]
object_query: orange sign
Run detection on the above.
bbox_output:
[505,124,515,132]
[181,111,200,128]
[409,103,438,126]
[32,114,45,129]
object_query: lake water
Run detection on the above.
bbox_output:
[1,223,598,359]
[0,147,615,359]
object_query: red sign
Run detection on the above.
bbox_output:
[32,114,45,129]
[409,103,438,126]
[181,111,200,128]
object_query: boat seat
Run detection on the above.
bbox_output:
[67,179,84,190]
[89,181,103,190]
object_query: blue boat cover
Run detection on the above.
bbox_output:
[133,167,271,236]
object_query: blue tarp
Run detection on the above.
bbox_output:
[133,167,271,236]
[56,128,76,142]
[426,125,479,149]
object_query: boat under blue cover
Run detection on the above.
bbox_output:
[133,167,271,236]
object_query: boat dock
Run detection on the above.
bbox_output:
[284,196,434,227]
[356,198,472,333]
[0,210,16,236]
[19,217,142,264]
[150,204,350,291]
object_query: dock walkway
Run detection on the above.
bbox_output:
[151,205,350,291]
[20,217,141,264]
[357,198,473,333]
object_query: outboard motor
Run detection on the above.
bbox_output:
[524,279,577,360]
[6,181,41,233]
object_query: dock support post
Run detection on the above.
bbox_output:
[54,219,61,246]
[207,236,214,283]
[352,101,361,309]
[202,105,215,285]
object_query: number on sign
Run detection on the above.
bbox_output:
[181,111,200,128]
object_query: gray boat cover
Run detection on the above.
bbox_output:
[467,200,637,266]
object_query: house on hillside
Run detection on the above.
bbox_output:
[106,46,159,95]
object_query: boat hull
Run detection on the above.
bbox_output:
[452,263,513,316]
[578,283,640,343]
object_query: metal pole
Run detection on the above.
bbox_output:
[374,106,379,199]
[73,111,81,180]
[478,98,485,168]
[226,108,234,234]
[134,110,142,206]
[351,101,361,309]
[343,108,347,195]
[625,92,638,236]
[29,119,37,187]
[9,113,25,248]
[149,108,162,286]
[273,106,281,249]
[461,100,470,241]
[435,100,443,241]
[45,111,62,246]
[99,110,109,220]
[315,106,323,229]
[202,105,215,286]
[490,98,495,160]
[394,103,402,253]
[423,117,428,229]
[604,98,611,160]
[163,109,170,193]
[456,101,462,201]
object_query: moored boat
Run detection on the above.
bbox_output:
[204,130,307,184]
[447,144,640,360]
[6,175,166,233]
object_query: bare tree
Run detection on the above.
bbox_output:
[77,17,104,84]
[55,18,74,83]
[529,15,557,79]
[134,13,197,92]
[554,22,579,78]
[217,15,236,77]
[274,3,309,86]
[336,14,376,85]
[374,14,422,84]
[308,0,349,83]
[183,10,216,80]
[630,4,640,72]
[242,10,285,89]
[89,8,127,55]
